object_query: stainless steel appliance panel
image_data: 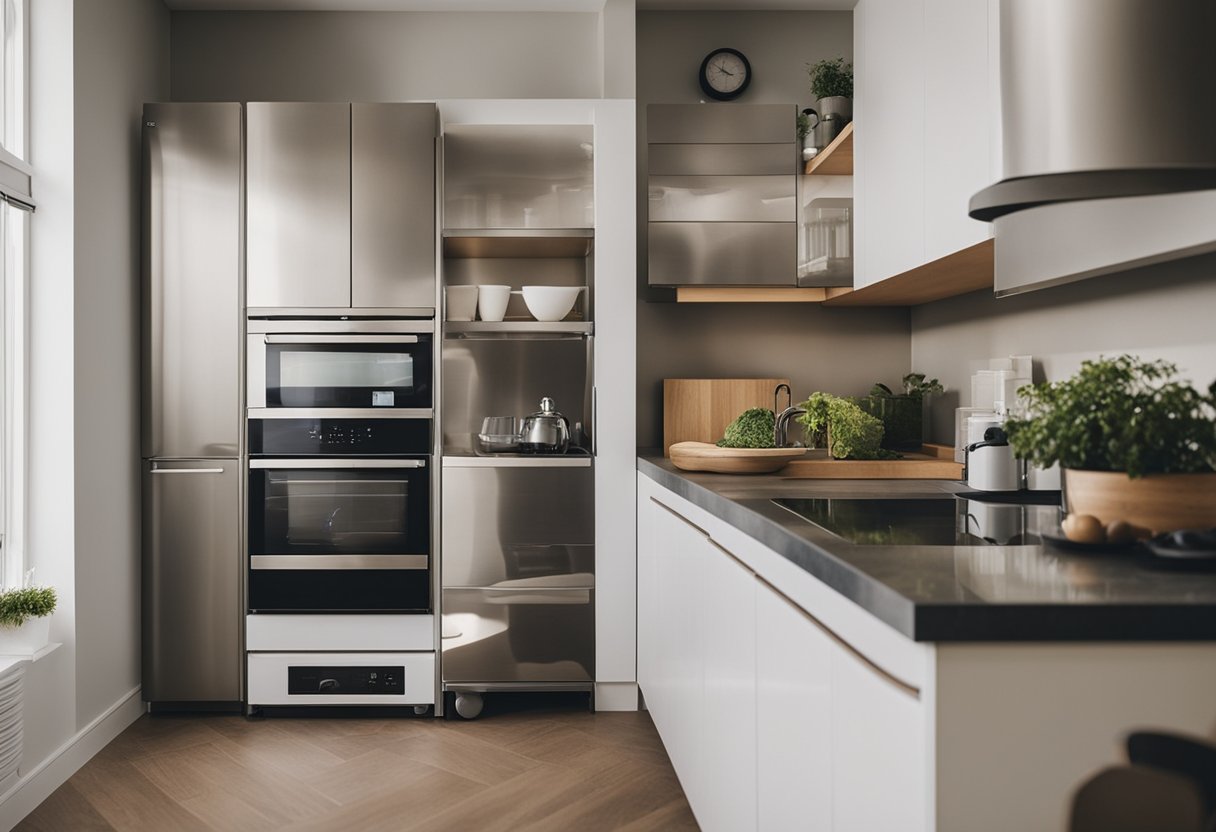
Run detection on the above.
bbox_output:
[352,104,437,309]
[442,466,593,588]
[247,103,351,309]
[143,460,241,702]
[441,588,594,683]
[648,143,795,176]
[442,337,591,452]
[142,103,241,459]
[648,222,796,286]
[648,175,796,223]
[647,103,794,144]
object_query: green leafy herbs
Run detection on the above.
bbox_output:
[807,58,853,100]
[796,393,897,460]
[796,111,812,142]
[0,586,56,629]
[717,407,776,449]
[1003,355,1216,478]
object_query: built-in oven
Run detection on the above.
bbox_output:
[247,318,433,417]
[247,417,432,614]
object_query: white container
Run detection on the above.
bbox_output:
[0,617,50,656]
[965,416,1021,492]
[445,286,479,322]
[476,285,512,323]
[518,286,583,322]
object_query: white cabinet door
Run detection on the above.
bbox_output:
[756,583,834,831]
[832,640,928,832]
[853,0,925,288]
[637,490,659,701]
[923,0,994,261]
[701,539,757,832]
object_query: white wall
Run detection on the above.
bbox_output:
[170,10,602,101]
[635,10,911,446]
[73,0,169,727]
[911,255,1216,444]
[0,0,168,826]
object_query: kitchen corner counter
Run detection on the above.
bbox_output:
[638,452,1216,642]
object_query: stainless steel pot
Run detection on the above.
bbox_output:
[519,397,570,454]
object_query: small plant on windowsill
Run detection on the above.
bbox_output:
[0,585,56,656]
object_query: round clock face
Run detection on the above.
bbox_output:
[699,48,751,100]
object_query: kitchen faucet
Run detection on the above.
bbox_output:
[771,383,806,447]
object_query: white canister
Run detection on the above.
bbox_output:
[445,286,479,322]
[965,416,1021,492]
[476,285,512,323]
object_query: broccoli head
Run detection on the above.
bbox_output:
[717,407,776,449]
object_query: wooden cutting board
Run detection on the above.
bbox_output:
[663,378,789,456]
[669,442,807,474]
[783,444,963,479]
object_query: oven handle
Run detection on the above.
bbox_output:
[249,458,427,469]
[250,555,429,570]
[264,334,420,344]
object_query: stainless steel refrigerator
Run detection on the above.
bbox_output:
[141,103,243,706]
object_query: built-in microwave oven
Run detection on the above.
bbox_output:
[247,318,433,417]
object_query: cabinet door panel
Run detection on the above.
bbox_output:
[853,0,925,288]
[757,584,834,831]
[832,641,928,832]
[923,0,993,261]
[247,103,351,309]
[701,541,757,832]
[352,103,436,309]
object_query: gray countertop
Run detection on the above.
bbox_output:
[638,453,1216,642]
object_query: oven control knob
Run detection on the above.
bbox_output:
[319,678,340,692]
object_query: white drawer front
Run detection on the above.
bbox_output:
[247,652,435,706]
[246,614,435,651]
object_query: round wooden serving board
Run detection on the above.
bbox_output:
[669,441,807,474]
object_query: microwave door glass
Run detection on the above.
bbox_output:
[279,351,415,389]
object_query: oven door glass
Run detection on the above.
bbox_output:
[248,462,432,613]
[265,338,432,409]
[249,464,430,557]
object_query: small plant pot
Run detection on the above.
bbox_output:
[816,95,852,122]
[0,616,50,655]
[1062,469,1216,533]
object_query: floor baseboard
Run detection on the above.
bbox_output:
[0,686,143,831]
[595,681,639,712]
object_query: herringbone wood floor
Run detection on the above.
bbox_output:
[16,698,697,831]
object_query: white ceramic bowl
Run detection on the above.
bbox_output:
[476,285,512,322]
[519,286,582,322]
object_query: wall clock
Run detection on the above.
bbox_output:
[698,48,751,101]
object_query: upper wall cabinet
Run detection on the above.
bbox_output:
[852,0,996,291]
[646,104,798,288]
[247,102,437,311]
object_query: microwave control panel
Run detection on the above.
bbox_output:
[287,665,405,695]
[250,418,431,456]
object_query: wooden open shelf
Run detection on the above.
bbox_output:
[823,238,994,307]
[674,286,828,303]
[803,122,853,176]
[442,228,593,259]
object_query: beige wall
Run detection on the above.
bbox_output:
[74,0,169,727]
[635,10,910,447]
[170,10,601,101]
[911,254,1216,445]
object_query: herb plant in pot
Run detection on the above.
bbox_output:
[1004,356,1216,534]
[806,57,853,123]
[0,586,56,655]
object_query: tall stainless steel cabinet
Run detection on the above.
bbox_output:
[247,102,437,312]
[142,103,243,706]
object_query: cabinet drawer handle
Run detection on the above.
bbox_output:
[649,497,710,538]
[706,537,754,575]
[757,574,921,700]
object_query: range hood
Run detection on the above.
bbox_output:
[970,0,1216,222]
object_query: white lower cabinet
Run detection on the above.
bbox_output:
[756,585,834,830]
[639,476,928,832]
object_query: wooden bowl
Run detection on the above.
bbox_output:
[668,442,807,474]
[1063,469,1216,532]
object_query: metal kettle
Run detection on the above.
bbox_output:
[519,397,570,454]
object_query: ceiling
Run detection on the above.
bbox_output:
[163,0,856,10]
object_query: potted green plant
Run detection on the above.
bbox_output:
[1004,356,1216,532]
[860,373,944,451]
[0,586,57,655]
[806,57,853,122]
